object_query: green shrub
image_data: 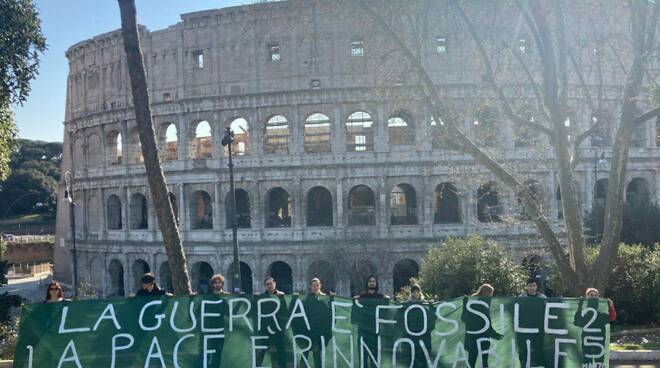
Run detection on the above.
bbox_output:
[605,244,659,326]
[546,243,659,325]
[418,236,526,300]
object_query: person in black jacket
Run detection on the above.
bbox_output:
[396,285,436,368]
[463,284,502,368]
[135,273,169,297]
[254,277,290,368]
[293,278,332,367]
[352,275,389,368]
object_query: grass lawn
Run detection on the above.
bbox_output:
[0,213,55,233]
[610,342,660,350]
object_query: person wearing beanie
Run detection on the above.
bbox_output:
[135,272,168,297]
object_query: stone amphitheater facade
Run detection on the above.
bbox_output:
[54,1,660,297]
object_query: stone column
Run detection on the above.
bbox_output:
[333,105,346,154]
[123,186,130,239]
[375,101,386,152]
[335,180,344,228]
[178,114,189,161]
[293,177,303,228]
[292,105,302,155]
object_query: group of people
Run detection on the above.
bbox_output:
[44,274,616,318]
[42,275,615,367]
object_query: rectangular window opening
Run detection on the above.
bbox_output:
[268,43,281,62]
[351,40,364,57]
[194,51,204,68]
[436,37,447,54]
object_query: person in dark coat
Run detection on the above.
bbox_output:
[254,277,290,368]
[573,288,614,367]
[135,273,168,297]
[515,278,546,367]
[463,284,502,368]
[351,275,389,368]
[292,278,332,367]
[396,284,436,368]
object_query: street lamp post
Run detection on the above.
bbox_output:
[64,171,78,297]
[221,127,242,293]
[593,151,608,242]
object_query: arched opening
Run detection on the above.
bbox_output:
[434,182,461,223]
[228,261,253,294]
[168,192,179,224]
[108,259,125,297]
[107,195,122,230]
[306,186,333,227]
[595,178,608,207]
[128,127,143,164]
[307,260,337,293]
[350,260,376,296]
[264,115,289,154]
[191,190,213,229]
[107,130,122,165]
[225,189,251,228]
[192,120,213,159]
[132,259,150,293]
[390,184,417,225]
[266,187,292,227]
[159,262,173,293]
[393,259,420,293]
[348,185,376,226]
[346,111,374,152]
[192,261,214,294]
[267,261,293,294]
[225,118,250,156]
[304,113,332,153]
[129,193,148,229]
[519,180,545,219]
[387,112,415,146]
[162,123,178,161]
[477,182,502,222]
[626,178,650,205]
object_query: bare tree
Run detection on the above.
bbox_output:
[117,0,192,295]
[347,0,659,294]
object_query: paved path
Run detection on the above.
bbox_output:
[612,362,658,367]
[4,272,51,303]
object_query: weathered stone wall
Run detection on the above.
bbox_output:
[55,1,660,296]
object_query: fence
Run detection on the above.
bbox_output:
[6,263,52,278]
[3,235,54,244]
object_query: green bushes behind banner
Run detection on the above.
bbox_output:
[418,236,527,300]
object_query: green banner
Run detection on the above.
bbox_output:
[13,295,610,367]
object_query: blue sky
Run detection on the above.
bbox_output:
[12,0,247,143]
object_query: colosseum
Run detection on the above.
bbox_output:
[54,1,660,297]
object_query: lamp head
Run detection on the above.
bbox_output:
[221,127,234,146]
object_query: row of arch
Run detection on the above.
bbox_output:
[105,258,420,297]
[102,177,653,231]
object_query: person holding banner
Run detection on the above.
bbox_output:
[352,275,390,368]
[44,281,69,303]
[515,278,547,367]
[396,284,436,368]
[293,278,333,367]
[519,278,547,298]
[210,273,230,295]
[574,288,615,367]
[254,276,290,368]
[135,273,169,297]
[463,284,502,368]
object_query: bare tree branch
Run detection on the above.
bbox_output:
[352,0,576,280]
[453,1,553,137]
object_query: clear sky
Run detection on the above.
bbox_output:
[12,0,248,143]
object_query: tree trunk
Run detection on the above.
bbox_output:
[117,0,192,295]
